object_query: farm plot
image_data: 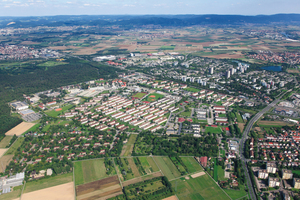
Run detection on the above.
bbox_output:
[0,136,13,148]
[5,122,36,136]
[21,182,74,200]
[76,175,122,200]
[0,155,13,173]
[120,134,137,156]
[172,174,230,200]
[170,157,188,175]
[153,156,181,180]
[122,171,163,187]
[75,158,115,185]
[180,157,203,173]
[4,137,25,155]
[114,157,141,182]
[139,157,160,174]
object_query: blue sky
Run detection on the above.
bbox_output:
[0,0,299,16]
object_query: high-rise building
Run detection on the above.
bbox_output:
[182,76,187,82]
[226,71,231,79]
[210,67,214,74]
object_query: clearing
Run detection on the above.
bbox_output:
[5,122,36,136]
[74,158,115,185]
[180,157,203,173]
[120,134,137,156]
[0,136,13,148]
[21,182,74,200]
[172,174,230,200]
[153,156,181,180]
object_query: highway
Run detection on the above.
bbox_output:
[240,90,290,200]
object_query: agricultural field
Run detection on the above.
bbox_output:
[131,92,147,99]
[5,122,36,136]
[172,174,230,200]
[120,134,137,156]
[257,120,292,127]
[74,158,115,185]
[0,136,13,148]
[76,175,122,200]
[138,156,160,174]
[146,93,165,102]
[45,104,74,117]
[122,171,163,187]
[0,155,13,173]
[153,156,181,180]
[205,126,223,134]
[180,157,203,173]
[23,123,41,134]
[224,184,248,200]
[114,157,141,182]
[23,173,73,193]
[4,137,25,155]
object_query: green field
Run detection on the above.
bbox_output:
[159,46,175,50]
[153,156,181,180]
[184,87,201,93]
[146,93,165,102]
[37,61,68,67]
[132,92,147,99]
[0,136,13,148]
[5,137,25,155]
[220,149,225,157]
[121,134,138,156]
[235,112,244,123]
[74,159,115,185]
[205,126,223,134]
[180,157,203,173]
[213,158,218,181]
[24,123,40,134]
[23,173,73,193]
[139,157,160,174]
[224,184,248,200]
[217,165,226,181]
[45,104,74,117]
[172,174,230,200]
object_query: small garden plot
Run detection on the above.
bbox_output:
[180,157,203,173]
[133,137,154,155]
[133,157,147,175]
[154,157,181,180]
[170,157,188,175]
[139,157,160,174]
[120,134,137,156]
[115,157,140,181]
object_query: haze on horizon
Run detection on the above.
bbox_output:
[0,0,299,17]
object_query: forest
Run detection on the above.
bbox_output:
[0,58,122,136]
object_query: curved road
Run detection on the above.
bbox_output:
[240,90,290,200]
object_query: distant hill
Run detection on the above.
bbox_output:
[1,14,300,28]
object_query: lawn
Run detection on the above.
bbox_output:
[172,174,230,200]
[132,92,147,99]
[180,157,203,173]
[74,158,115,185]
[45,104,74,117]
[24,123,41,134]
[180,109,192,117]
[159,46,175,50]
[5,137,25,155]
[224,184,248,200]
[23,173,73,193]
[235,112,244,123]
[217,165,226,181]
[145,93,165,102]
[139,157,160,174]
[205,126,223,134]
[153,156,181,180]
[120,134,138,156]
[213,158,218,181]
[220,149,225,157]
[184,87,201,93]
[0,136,13,148]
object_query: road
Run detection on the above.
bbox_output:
[240,90,290,200]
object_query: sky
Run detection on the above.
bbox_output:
[0,0,300,16]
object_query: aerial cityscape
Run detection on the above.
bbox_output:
[1,1,300,200]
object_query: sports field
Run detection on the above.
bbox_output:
[205,126,223,134]
[74,159,115,185]
[180,157,203,173]
[172,174,230,200]
[5,122,36,136]
[45,104,74,117]
[139,157,160,174]
[153,156,181,180]
[146,93,164,102]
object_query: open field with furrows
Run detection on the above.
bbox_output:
[122,171,163,187]
[76,175,122,200]
[180,157,203,173]
[23,173,73,194]
[74,159,115,185]
[5,122,36,136]
[139,156,160,174]
[257,120,293,126]
[153,156,181,180]
[172,174,230,200]
[120,134,137,156]
[0,136,12,148]
[21,182,75,200]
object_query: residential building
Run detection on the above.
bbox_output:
[268,177,280,187]
[266,162,277,173]
[282,169,293,180]
[294,178,300,189]
[258,169,268,179]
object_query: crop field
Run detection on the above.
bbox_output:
[24,173,73,193]
[0,155,13,173]
[5,122,36,136]
[4,137,25,155]
[146,93,165,102]
[139,157,160,174]
[180,157,203,173]
[120,134,137,156]
[170,157,187,174]
[205,126,223,134]
[76,175,122,200]
[122,171,163,187]
[153,156,181,180]
[172,174,230,200]
[0,136,13,148]
[45,104,74,117]
[132,92,147,99]
[74,159,115,185]
[257,120,292,126]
